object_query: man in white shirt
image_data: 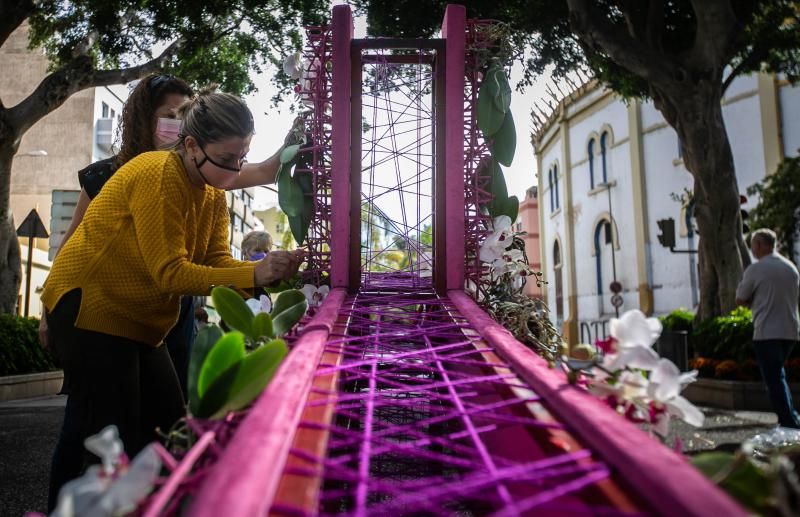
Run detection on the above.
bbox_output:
[736,228,800,429]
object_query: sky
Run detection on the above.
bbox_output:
[243,14,549,212]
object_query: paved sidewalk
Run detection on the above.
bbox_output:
[0,396,782,516]
[0,395,65,516]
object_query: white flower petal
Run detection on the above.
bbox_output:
[282,52,303,79]
[245,298,262,315]
[52,466,111,517]
[650,359,682,401]
[318,285,330,297]
[259,295,272,314]
[493,215,512,231]
[84,425,123,475]
[666,396,705,427]
[98,444,161,515]
[608,345,660,371]
[679,370,699,385]
[300,284,317,303]
[610,310,662,349]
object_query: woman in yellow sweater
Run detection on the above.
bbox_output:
[42,90,303,499]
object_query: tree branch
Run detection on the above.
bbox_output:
[7,38,184,136]
[721,44,769,95]
[565,0,676,87]
[688,0,738,66]
[0,0,35,50]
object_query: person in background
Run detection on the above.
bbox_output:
[736,228,800,429]
[242,230,274,261]
[42,90,303,507]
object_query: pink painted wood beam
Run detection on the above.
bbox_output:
[448,289,746,517]
[190,288,348,517]
[442,5,466,290]
[330,5,353,288]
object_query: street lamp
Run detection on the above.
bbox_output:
[597,180,620,317]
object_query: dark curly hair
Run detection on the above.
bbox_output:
[114,74,194,168]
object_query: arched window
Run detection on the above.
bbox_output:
[600,131,609,184]
[594,219,614,295]
[553,240,564,322]
[553,164,559,210]
[588,139,595,189]
[548,168,554,212]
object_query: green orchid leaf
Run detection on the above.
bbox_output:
[486,159,509,218]
[502,195,519,223]
[187,324,223,415]
[691,452,772,513]
[278,165,304,218]
[197,331,246,400]
[489,111,516,167]
[295,170,314,194]
[477,73,506,137]
[262,278,297,294]
[196,339,288,419]
[271,289,309,336]
[211,286,253,337]
[492,68,512,113]
[279,144,301,164]
[252,312,274,340]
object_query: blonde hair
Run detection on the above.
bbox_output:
[242,231,274,257]
[176,87,254,146]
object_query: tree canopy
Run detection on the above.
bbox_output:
[353,0,800,98]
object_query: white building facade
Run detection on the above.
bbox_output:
[535,73,797,346]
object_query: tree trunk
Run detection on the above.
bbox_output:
[653,81,748,321]
[0,139,21,314]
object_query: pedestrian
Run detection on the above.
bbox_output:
[242,230,274,261]
[736,228,800,429]
[41,89,304,507]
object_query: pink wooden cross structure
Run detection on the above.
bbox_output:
[143,5,744,516]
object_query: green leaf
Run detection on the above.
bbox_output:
[486,159,509,218]
[211,286,253,337]
[271,289,309,336]
[187,324,223,415]
[196,339,288,419]
[691,452,772,513]
[197,331,246,400]
[489,111,516,167]
[251,312,274,340]
[295,170,313,194]
[491,68,512,113]
[477,73,506,136]
[262,278,297,294]
[278,164,304,218]
[501,195,519,222]
[280,144,301,164]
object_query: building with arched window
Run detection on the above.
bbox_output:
[534,73,798,346]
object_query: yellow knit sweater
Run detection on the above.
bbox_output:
[41,151,255,346]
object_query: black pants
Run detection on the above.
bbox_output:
[47,289,185,510]
[753,339,800,429]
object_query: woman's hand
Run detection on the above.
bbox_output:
[254,249,305,286]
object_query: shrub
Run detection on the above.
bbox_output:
[715,359,740,380]
[0,315,57,376]
[660,308,694,333]
[692,306,753,362]
[689,357,721,378]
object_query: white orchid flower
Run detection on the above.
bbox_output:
[299,58,321,106]
[245,295,272,315]
[282,52,303,80]
[301,284,330,307]
[84,425,123,475]
[647,359,704,436]
[606,310,662,370]
[96,444,161,516]
[479,215,514,264]
[53,428,162,517]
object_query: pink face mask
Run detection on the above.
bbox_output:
[155,117,182,146]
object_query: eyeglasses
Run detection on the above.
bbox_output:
[197,145,247,173]
[148,74,174,91]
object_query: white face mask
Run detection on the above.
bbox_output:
[155,117,182,146]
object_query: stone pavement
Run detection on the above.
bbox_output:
[0,395,782,516]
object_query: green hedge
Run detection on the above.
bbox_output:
[692,306,755,362]
[659,307,694,333]
[0,315,58,376]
